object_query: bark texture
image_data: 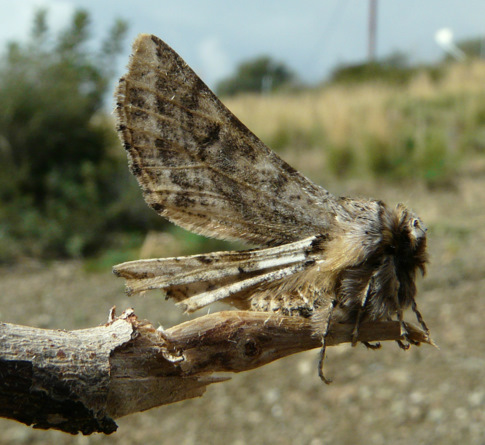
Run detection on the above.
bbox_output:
[0,308,430,435]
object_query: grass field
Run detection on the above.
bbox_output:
[226,60,485,186]
[0,62,485,444]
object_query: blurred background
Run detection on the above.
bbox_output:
[0,1,484,444]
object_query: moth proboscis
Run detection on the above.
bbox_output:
[113,34,431,382]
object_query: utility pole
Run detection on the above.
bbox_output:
[368,0,378,61]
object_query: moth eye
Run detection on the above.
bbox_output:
[412,219,420,228]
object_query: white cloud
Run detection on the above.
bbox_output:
[197,37,232,88]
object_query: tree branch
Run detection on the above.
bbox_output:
[0,308,430,435]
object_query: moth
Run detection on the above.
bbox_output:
[113,34,430,382]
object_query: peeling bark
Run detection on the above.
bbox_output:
[0,308,430,435]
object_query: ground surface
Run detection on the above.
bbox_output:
[0,162,484,445]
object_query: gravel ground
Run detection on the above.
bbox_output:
[0,171,484,445]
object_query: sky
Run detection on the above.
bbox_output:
[1,0,485,90]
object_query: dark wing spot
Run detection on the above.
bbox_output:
[279,160,299,176]
[128,88,147,108]
[130,163,142,176]
[151,35,165,59]
[151,203,165,212]
[174,192,197,208]
[170,170,192,189]
[197,256,213,265]
[198,122,221,148]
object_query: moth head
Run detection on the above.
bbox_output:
[405,210,427,247]
[352,203,429,321]
[393,203,428,274]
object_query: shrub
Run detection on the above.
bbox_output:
[0,9,130,260]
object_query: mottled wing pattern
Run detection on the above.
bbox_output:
[115,34,336,247]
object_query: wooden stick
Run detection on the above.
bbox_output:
[0,308,430,435]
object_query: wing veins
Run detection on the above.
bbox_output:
[125,122,309,212]
[125,103,196,133]
[151,195,303,234]
[181,262,311,312]
[123,77,222,125]
[138,164,206,171]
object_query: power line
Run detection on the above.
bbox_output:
[368,0,378,61]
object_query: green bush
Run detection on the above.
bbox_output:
[217,56,296,96]
[329,52,444,86]
[0,9,134,260]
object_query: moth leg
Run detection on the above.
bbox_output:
[351,279,372,347]
[389,277,419,349]
[391,312,420,349]
[351,277,381,349]
[386,314,409,350]
[317,300,336,384]
[394,315,413,350]
[317,341,332,384]
[363,341,382,350]
[411,298,430,340]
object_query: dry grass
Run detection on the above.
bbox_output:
[225,83,393,149]
[225,60,485,184]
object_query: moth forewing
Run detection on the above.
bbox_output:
[115,34,337,248]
